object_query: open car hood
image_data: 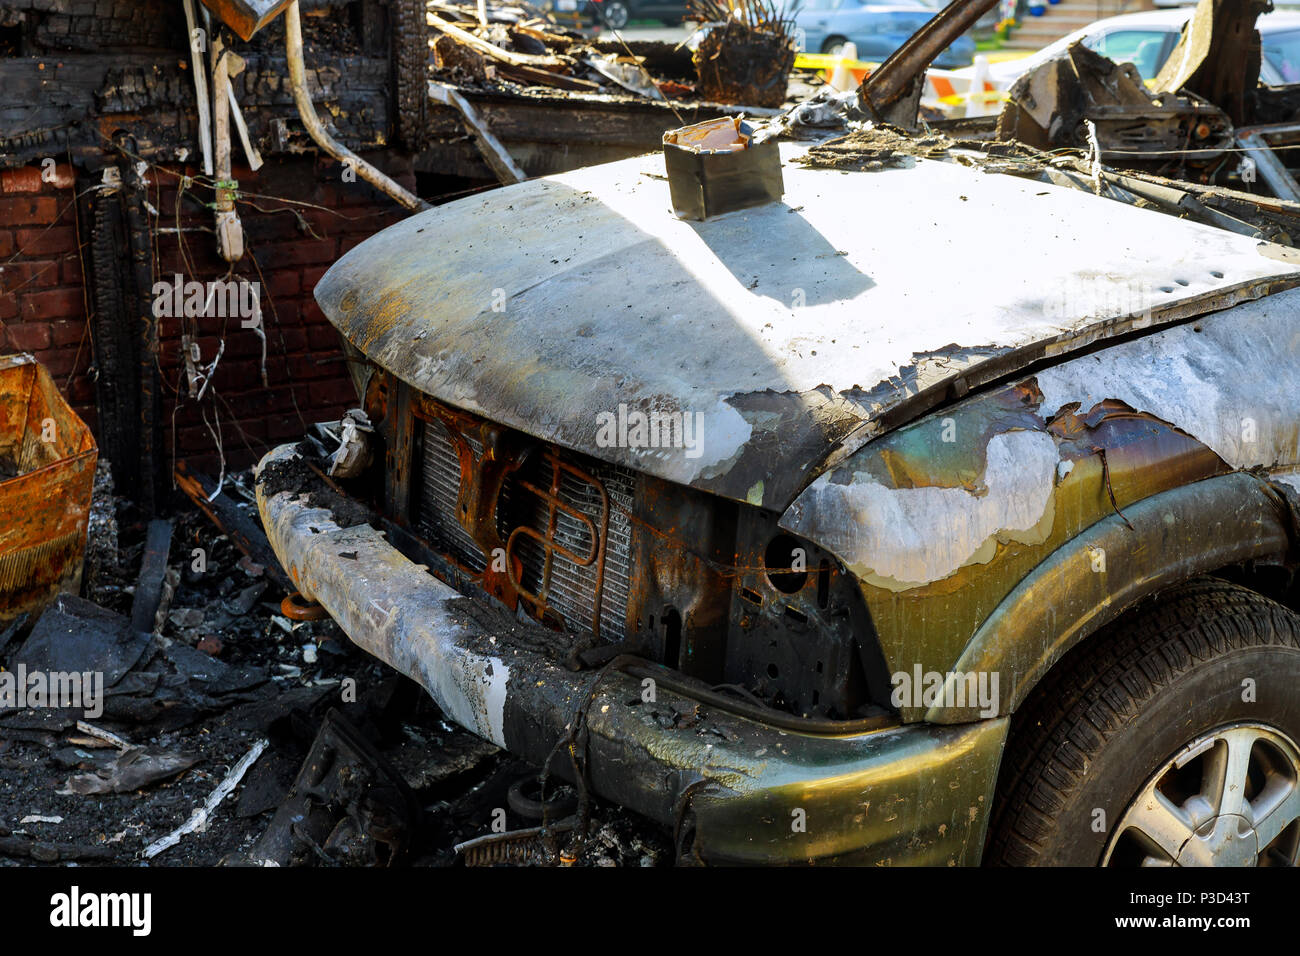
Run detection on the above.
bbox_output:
[315,143,1298,512]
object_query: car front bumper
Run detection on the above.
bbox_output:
[256,443,1008,865]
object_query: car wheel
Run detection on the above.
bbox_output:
[600,0,629,29]
[987,578,1300,866]
[820,36,848,56]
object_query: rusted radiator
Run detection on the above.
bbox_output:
[416,418,635,643]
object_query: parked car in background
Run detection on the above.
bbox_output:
[577,0,689,29]
[980,8,1300,86]
[795,0,975,63]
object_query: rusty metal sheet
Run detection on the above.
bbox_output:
[0,354,98,625]
[315,144,1300,513]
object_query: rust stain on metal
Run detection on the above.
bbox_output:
[0,354,97,624]
[505,448,612,641]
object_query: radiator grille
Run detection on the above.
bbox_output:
[416,418,635,642]
[417,419,486,572]
[503,450,635,642]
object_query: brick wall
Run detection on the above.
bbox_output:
[0,152,413,486]
[0,162,94,426]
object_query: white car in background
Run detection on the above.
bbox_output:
[967,8,1300,87]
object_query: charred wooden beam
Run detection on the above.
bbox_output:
[129,518,174,635]
[0,51,393,170]
[85,170,143,495]
[119,137,162,514]
[390,0,429,151]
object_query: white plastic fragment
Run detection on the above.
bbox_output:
[143,738,267,860]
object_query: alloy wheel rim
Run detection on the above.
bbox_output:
[1103,722,1300,866]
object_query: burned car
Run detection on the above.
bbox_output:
[253,137,1300,866]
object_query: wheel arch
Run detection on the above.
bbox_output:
[928,472,1300,723]
[984,572,1300,865]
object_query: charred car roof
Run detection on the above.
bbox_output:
[315,143,1300,512]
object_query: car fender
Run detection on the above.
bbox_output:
[782,287,1300,722]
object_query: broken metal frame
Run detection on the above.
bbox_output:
[974,146,1300,245]
[1084,166,1287,241]
[1236,122,1300,204]
[858,0,999,128]
[993,41,1234,167]
[1152,0,1270,129]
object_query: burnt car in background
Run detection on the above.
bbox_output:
[970,8,1300,86]
[255,136,1300,865]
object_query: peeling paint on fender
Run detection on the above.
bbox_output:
[1035,288,1300,471]
[783,430,1059,590]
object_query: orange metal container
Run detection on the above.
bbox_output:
[0,353,98,625]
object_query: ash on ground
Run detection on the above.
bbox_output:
[0,467,669,867]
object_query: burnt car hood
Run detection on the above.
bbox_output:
[314,143,1299,512]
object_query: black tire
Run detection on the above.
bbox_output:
[601,1,629,30]
[987,578,1300,866]
[820,36,848,55]
[507,777,578,821]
